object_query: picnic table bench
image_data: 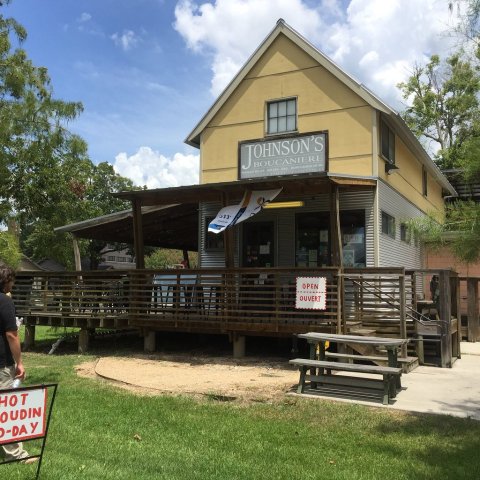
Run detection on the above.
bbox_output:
[290,332,408,404]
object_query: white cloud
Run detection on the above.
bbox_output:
[78,12,92,23]
[323,0,458,106]
[111,30,140,51]
[174,0,460,108]
[113,147,199,189]
[174,0,325,96]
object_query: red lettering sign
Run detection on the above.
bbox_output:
[0,388,47,444]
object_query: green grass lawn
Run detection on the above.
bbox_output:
[3,328,480,479]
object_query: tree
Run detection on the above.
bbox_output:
[0,2,136,269]
[0,2,85,222]
[399,47,480,262]
[0,230,21,268]
[449,0,480,45]
[145,249,198,269]
[398,53,480,169]
[22,161,135,269]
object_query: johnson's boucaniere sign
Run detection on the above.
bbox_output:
[239,132,326,179]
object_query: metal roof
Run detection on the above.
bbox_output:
[55,204,199,251]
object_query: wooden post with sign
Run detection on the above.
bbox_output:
[0,384,58,479]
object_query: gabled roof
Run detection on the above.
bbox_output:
[185,19,392,148]
[185,19,456,196]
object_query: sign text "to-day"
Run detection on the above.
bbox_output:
[0,388,47,444]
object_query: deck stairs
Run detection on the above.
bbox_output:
[343,323,419,373]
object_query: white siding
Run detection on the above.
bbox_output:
[378,180,424,268]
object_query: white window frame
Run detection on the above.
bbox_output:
[380,119,395,164]
[381,211,396,239]
[266,97,297,135]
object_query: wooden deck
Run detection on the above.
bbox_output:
[12,267,466,366]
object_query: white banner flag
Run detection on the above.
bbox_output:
[208,188,282,234]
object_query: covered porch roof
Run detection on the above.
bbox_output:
[55,203,199,251]
[112,172,376,206]
[57,173,376,268]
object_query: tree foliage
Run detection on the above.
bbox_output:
[145,249,198,269]
[409,201,480,263]
[398,53,480,169]
[0,3,136,269]
[449,0,480,44]
[400,1,480,263]
[0,230,21,268]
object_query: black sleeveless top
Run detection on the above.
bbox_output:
[0,292,17,367]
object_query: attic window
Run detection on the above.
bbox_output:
[267,98,297,134]
[422,167,428,196]
[381,119,395,164]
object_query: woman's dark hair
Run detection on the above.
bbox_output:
[0,264,16,293]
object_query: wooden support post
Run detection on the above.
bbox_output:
[144,330,156,353]
[132,199,145,269]
[416,334,425,365]
[467,278,479,342]
[233,334,245,358]
[182,249,190,268]
[221,192,235,332]
[451,274,461,359]
[399,274,407,358]
[221,192,235,269]
[438,270,452,368]
[335,186,342,267]
[329,184,342,267]
[24,325,36,351]
[78,328,89,354]
[337,269,343,334]
[72,235,82,271]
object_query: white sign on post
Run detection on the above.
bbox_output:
[295,277,327,310]
[0,387,47,444]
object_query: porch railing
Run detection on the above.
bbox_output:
[13,267,343,335]
[14,267,471,367]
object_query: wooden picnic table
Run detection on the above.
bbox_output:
[298,332,408,368]
[291,332,409,404]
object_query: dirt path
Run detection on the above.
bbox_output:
[76,354,299,402]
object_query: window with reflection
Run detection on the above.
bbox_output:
[295,210,366,267]
[341,210,366,267]
[296,212,330,267]
[267,98,297,134]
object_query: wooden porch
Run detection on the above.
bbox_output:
[13,267,468,367]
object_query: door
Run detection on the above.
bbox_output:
[242,221,275,267]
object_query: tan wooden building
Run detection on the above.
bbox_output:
[16,20,465,366]
[126,19,454,272]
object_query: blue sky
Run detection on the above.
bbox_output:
[4,0,460,188]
